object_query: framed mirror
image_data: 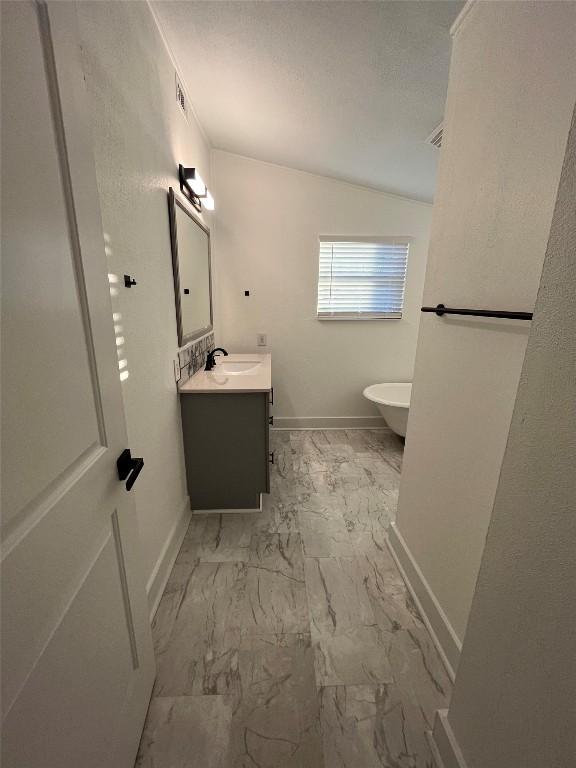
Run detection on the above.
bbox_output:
[167,187,213,345]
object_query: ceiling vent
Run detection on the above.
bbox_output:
[175,72,188,120]
[426,123,443,149]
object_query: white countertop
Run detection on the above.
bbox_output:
[179,353,272,394]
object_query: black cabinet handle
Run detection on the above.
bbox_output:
[117,449,144,491]
[269,415,274,426]
[269,451,275,465]
[269,387,274,405]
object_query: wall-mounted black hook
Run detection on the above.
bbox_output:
[124,274,137,288]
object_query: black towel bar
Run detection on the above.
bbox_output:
[421,304,533,321]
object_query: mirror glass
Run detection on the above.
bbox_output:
[168,188,213,345]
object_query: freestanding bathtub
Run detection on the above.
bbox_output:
[363,383,412,437]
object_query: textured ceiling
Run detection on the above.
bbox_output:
[153,1,463,201]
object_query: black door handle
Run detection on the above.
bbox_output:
[269,451,275,465]
[117,449,144,491]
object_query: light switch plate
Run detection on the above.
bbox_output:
[257,334,267,347]
[173,358,181,383]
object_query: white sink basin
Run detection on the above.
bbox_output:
[213,360,262,375]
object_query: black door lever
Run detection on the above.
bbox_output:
[117,449,144,491]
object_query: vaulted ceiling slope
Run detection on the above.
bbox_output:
[153,1,463,202]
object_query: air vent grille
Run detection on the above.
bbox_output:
[175,73,188,120]
[426,123,443,148]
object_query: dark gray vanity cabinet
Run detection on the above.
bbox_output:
[180,392,271,511]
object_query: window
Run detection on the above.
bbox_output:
[316,237,410,319]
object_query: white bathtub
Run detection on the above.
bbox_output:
[363,383,412,437]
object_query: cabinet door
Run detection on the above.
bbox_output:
[265,393,271,492]
[181,393,269,510]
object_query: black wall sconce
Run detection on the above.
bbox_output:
[178,165,215,213]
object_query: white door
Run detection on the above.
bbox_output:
[1,2,155,766]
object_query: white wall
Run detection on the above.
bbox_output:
[391,0,576,665]
[439,101,576,768]
[76,0,213,612]
[212,151,433,425]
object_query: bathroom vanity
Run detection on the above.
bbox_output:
[168,189,272,511]
[179,353,273,511]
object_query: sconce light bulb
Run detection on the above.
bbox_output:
[187,170,206,197]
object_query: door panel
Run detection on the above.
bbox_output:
[3,532,137,768]
[1,2,155,766]
[1,0,102,528]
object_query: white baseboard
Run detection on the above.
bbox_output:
[146,497,191,621]
[387,522,461,681]
[272,416,387,430]
[427,710,469,768]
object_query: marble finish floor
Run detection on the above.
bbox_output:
[136,430,452,767]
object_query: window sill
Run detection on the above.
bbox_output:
[316,314,403,321]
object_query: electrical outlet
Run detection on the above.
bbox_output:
[257,334,267,347]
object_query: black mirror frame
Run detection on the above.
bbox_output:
[167,187,213,346]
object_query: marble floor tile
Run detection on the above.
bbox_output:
[358,455,402,490]
[239,631,311,650]
[295,490,346,522]
[142,429,451,768]
[288,430,331,459]
[346,530,391,556]
[368,434,405,474]
[321,429,357,456]
[241,571,309,636]
[298,515,386,559]
[228,633,323,768]
[151,553,200,656]
[135,695,233,768]
[270,443,295,483]
[249,532,305,579]
[388,626,452,726]
[154,562,246,696]
[300,456,398,497]
[298,514,354,557]
[346,429,404,466]
[319,684,435,768]
[375,448,404,475]
[312,624,394,686]
[272,465,315,498]
[182,512,208,542]
[304,556,375,636]
[342,429,387,455]
[182,514,253,562]
[291,452,335,483]
[242,534,309,636]
[360,548,425,633]
[252,491,301,535]
[338,486,399,535]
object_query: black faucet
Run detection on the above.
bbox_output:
[205,347,228,371]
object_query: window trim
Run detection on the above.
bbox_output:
[316,236,412,321]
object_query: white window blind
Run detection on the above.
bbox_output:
[316,238,409,319]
